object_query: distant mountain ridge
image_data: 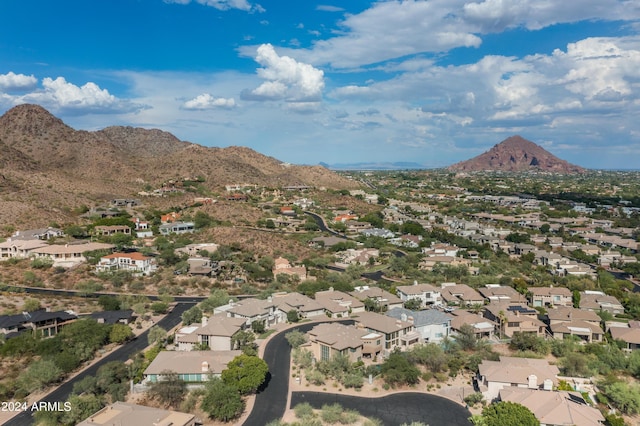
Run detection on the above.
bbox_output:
[319,161,426,171]
[0,104,358,228]
[448,135,586,173]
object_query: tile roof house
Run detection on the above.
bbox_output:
[450,310,496,338]
[272,256,307,281]
[484,302,546,338]
[314,288,365,318]
[546,307,604,343]
[579,290,625,314]
[477,356,559,401]
[11,227,64,241]
[307,322,382,362]
[29,242,115,268]
[143,350,241,383]
[175,314,246,351]
[395,282,443,307]
[214,297,280,328]
[440,283,484,307]
[160,212,182,223]
[608,321,640,351]
[77,402,196,426]
[529,286,573,308]
[499,388,605,426]
[96,252,157,276]
[271,292,325,320]
[354,311,419,353]
[477,284,526,304]
[93,225,132,237]
[0,238,48,260]
[386,307,452,343]
[349,286,403,311]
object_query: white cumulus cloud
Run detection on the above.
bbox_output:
[0,72,38,92]
[266,0,640,69]
[14,77,141,114]
[242,44,325,103]
[182,93,236,110]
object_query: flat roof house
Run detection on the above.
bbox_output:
[159,221,195,235]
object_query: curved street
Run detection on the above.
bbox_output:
[243,321,471,426]
[4,302,195,426]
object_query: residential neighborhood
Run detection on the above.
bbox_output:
[1,169,640,426]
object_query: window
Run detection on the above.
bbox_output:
[321,344,330,361]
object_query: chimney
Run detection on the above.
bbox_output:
[202,361,209,373]
[528,374,538,389]
[202,315,208,326]
[543,379,553,391]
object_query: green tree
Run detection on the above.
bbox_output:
[194,211,214,229]
[181,306,202,326]
[147,371,187,408]
[17,359,62,393]
[380,351,420,387]
[509,332,550,355]
[22,298,41,312]
[201,377,244,421]
[151,301,169,315]
[60,394,105,426]
[287,309,300,323]
[479,401,539,426]
[285,330,307,348]
[147,325,167,346]
[221,354,269,395]
[98,295,121,311]
[404,298,422,310]
[231,329,256,354]
[109,323,134,344]
[251,320,266,334]
[455,324,479,351]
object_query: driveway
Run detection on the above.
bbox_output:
[290,392,471,426]
[243,320,471,426]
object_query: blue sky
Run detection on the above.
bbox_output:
[1,0,640,169]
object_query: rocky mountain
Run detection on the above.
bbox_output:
[448,135,586,173]
[0,104,358,229]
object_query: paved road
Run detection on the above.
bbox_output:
[291,392,471,426]
[243,320,470,426]
[4,302,195,426]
